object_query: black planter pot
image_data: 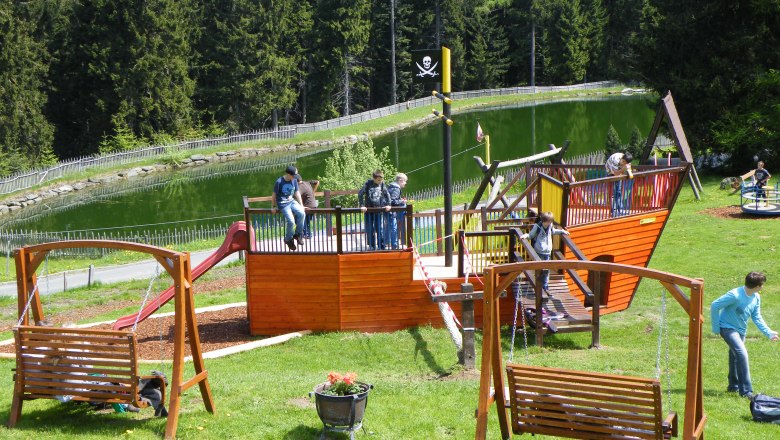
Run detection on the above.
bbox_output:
[311,382,373,438]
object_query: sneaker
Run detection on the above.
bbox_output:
[741,392,754,400]
[726,387,738,394]
[295,234,305,246]
[124,404,141,413]
[285,239,297,251]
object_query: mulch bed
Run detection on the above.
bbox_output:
[0,305,258,360]
[701,205,780,220]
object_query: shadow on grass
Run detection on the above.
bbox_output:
[285,423,361,439]
[407,327,448,376]
[502,328,587,353]
[3,401,165,436]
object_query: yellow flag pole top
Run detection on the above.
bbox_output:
[442,47,451,94]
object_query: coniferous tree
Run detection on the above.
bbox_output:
[307,0,371,120]
[535,0,590,84]
[0,1,55,174]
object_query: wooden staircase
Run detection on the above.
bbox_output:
[514,274,594,335]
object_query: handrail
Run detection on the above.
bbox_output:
[557,235,594,306]
[496,177,539,221]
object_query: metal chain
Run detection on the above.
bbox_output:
[131,264,162,332]
[509,281,520,362]
[16,255,48,326]
[655,287,673,410]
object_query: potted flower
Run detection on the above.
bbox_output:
[310,372,373,436]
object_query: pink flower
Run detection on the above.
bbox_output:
[327,371,342,384]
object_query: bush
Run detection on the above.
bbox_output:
[319,139,396,207]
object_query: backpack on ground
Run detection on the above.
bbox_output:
[750,393,780,424]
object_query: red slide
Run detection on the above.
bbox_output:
[112,221,249,330]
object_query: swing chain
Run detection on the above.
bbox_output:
[131,264,162,332]
[508,278,529,364]
[16,255,49,327]
[655,287,673,410]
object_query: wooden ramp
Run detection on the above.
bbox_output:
[515,274,594,334]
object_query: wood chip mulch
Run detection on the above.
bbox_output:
[0,305,261,361]
[701,205,780,220]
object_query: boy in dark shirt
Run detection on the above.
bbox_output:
[358,169,391,250]
[753,161,771,205]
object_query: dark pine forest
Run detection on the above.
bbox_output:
[0,0,777,175]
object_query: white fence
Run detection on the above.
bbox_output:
[0,81,619,195]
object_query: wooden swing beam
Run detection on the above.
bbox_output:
[475,260,706,440]
[7,240,215,440]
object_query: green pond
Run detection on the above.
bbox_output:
[2,94,656,233]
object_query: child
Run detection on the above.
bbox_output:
[520,212,569,297]
[385,173,408,249]
[754,161,771,205]
[711,271,778,398]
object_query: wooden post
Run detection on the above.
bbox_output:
[591,271,601,348]
[88,264,95,287]
[460,282,475,369]
[435,209,443,256]
[335,207,343,254]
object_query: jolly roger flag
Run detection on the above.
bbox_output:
[411,49,442,84]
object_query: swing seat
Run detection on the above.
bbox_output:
[505,363,678,440]
[8,325,165,426]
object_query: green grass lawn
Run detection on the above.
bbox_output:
[2,176,780,439]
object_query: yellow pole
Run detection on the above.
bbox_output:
[486,135,492,199]
[485,134,490,164]
[442,47,451,94]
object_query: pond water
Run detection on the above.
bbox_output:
[2,94,655,233]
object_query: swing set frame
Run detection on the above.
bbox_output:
[7,240,215,440]
[475,260,706,440]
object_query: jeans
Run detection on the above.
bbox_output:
[364,212,384,250]
[303,213,315,238]
[384,212,398,249]
[720,328,752,395]
[611,181,624,217]
[537,252,551,291]
[280,202,305,242]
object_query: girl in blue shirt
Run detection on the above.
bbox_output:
[711,271,778,398]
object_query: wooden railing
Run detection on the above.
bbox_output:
[528,164,688,227]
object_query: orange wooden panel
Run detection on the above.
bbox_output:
[564,211,669,313]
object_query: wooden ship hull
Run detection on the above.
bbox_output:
[244,161,690,336]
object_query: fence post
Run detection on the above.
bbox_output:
[435,209,443,256]
[63,271,67,291]
[325,191,333,238]
[335,206,343,254]
[88,264,94,287]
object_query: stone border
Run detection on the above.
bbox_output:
[0,302,310,362]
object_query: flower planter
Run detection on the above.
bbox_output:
[311,381,373,437]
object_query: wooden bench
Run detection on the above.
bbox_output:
[505,363,677,440]
[8,325,165,425]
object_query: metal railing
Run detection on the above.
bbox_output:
[0,81,619,195]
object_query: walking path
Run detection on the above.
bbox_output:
[0,249,242,297]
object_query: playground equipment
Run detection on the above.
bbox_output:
[113,221,248,330]
[8,240,215,440]
[475,260,705,440]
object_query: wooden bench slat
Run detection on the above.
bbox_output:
[514,399,655,421]
[16,325,134,337]
[25,371,136,385]
[506,364,668,440]
[21,332,132,344]
[23,386,135,402]
[517,422,657,440]
[20,340,136,354]
[13,325,146,410]
[512,384,656,407]
[22,357,134,369]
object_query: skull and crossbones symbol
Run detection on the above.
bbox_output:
[416,56,439,78]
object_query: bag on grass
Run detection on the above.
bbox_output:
[750,394,780,424]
